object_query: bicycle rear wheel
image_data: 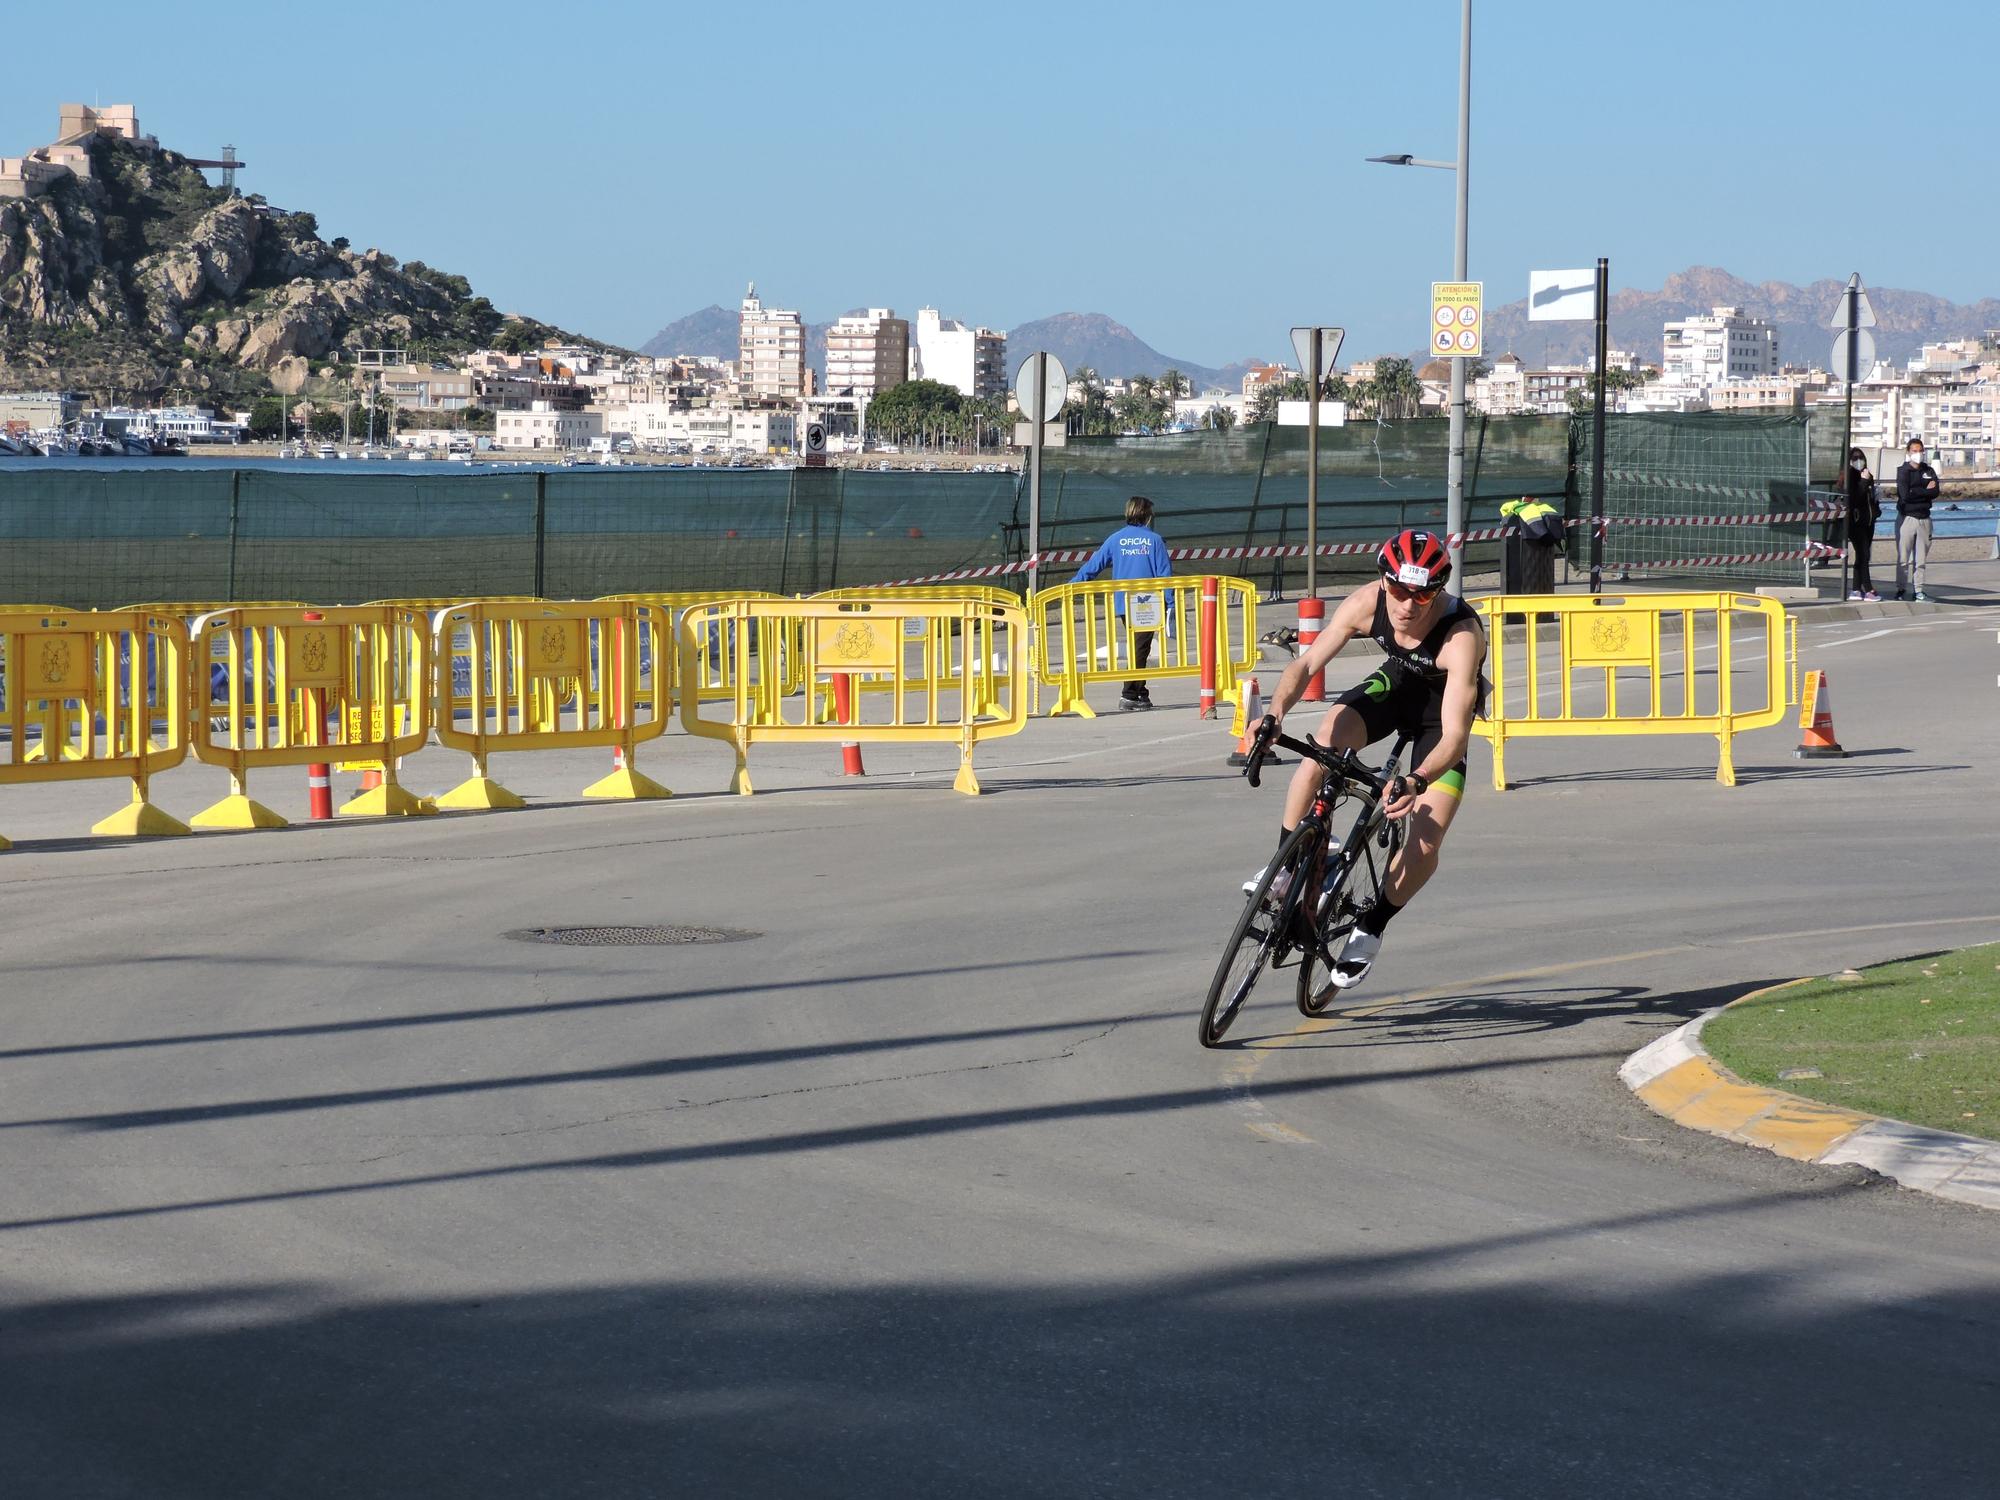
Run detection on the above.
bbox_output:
[1198,822,1316,1048]
[1297,801,1400,1017]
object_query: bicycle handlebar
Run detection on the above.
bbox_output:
[1243,724,1396,799]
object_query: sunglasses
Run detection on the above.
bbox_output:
[1385,578,1442,603]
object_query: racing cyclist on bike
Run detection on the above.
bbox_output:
[1245,528,1486,992]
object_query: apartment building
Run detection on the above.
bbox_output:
[739,283,806,399]
[493,404,605,449]
[1662,307,1779,388]
[606,403,795,453]
[825,309,910,399]
[1708,379,1803,412]
[1469,355,1588,415]
[374,364,476,412]
[909,307,1006,401]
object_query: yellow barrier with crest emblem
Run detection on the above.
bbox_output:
[1031,575,1255,717]
[678,596,1027,796]
[0,608,191,843]
[430,599,671,808]
[1470,592,1796,789]
[188,605,434,826]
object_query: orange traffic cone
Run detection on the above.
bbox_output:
[1226,676,1282,767]
[1795,669,1846,758]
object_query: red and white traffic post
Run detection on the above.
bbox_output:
[1297,598,1326,701]
[303,609,333,819]
[1197,575,1219,719]
[832,672,865,777]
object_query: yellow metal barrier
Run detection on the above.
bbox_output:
[599,591,796,723]
[678,596,1028,796]
[431,599,671,808]
[1470,592,1795,789]
[189,606,435,827]
[1030,575,1255,718]
[0,608,191,842]
[808,586,1020,722]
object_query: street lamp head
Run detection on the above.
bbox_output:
[1366,153,1416,166]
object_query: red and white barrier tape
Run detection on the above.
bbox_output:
[1605,543,1841,571]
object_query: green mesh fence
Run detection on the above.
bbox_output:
[1570,412,1824,588]
[1,413,1829,609]
[1035,416,1571,595]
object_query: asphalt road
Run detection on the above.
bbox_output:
[0,588,1995,1497]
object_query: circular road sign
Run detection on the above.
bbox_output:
[1435,305,1456,328]
[804,421,827,455]
[1456,328,1479,352]
[1434,330,1455,353]
[1014,352,1068,421]
[1457,304,1479,327]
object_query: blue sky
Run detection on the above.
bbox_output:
[11,0,1995,368]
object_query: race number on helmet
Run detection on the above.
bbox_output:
[1377,528,1450,588]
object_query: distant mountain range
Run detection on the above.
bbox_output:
[638,305,1263,391]
[640,267,2000,393]
[1482,266,2000,369]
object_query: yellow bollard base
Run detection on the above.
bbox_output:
[581,766,671,801]
[338,783,435,818]
[0,832,11,852]
[729,761,754,796]
[953,759,982,796]
[435,776,526,811]
[191,793,289,831]
[92,800,192,838]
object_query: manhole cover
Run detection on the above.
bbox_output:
[503,925,757,947]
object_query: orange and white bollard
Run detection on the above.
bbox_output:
[1298,597,1326,701]
[1198,575,1219,719]
[833,673,865,776]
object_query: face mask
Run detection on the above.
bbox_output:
[1851,459,1864,470]
[1909,452,1924,463]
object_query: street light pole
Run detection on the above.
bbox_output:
[1445,0,1471,596]
[1368,0,1473,596]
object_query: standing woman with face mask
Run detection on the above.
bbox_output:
[1894,437,1940,601]
[1839,447,1880,600]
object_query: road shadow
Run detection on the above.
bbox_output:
[5,1219,1996,1498]
[1507,758,1967,788]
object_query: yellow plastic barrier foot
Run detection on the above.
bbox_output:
[0,832,12,852]
[582,766,671,801]
[338,783,435,818]
[729,756,754,796]
[1048,685,1097,719]
[190,793,289,830]
[953,756,982,796]
[434,776,526,811]
[92,800,192,838]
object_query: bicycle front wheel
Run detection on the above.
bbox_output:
[1199,822,1316,1048]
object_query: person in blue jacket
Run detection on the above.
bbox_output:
[1072,494,1171,709]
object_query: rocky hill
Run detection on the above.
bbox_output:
[1482,265,2000,369]
[0,131,610,399]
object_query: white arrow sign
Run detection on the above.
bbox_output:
[1528,268,1598,322]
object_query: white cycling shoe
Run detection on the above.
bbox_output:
[1242,865,1294,905]
[1328,928,1381,990]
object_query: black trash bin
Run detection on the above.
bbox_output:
[1502,526,1557,595]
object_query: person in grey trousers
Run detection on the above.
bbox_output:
[1894,436,1940,601]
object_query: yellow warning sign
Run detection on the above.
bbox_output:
[1430,281,1483,359]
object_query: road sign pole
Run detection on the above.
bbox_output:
[1306,326,1321,600]
[1444,0,1471,596]
[1589,256,1609,596]
[1029,352,1045,599]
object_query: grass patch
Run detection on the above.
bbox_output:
[1704,943,2000,1142]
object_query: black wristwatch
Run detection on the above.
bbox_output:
[1401,772,1428,798]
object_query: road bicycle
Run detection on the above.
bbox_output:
[1197,728,1413,1048]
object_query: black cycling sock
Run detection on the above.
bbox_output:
[1279,826,1293,851]
[1360,897,1403,937]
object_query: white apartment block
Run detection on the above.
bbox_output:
[374,364,475,411]
[825,309,910,399]
[1469,355,1589,415]
[1661,307,1779,389]
[604,403,795,453]
[909,307,1006,401]
[739,283,806,400]
[1708,379,1803,412]
[493,404,605,449]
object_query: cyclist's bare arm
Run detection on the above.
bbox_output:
[1416,623,1483,785]
[1268,585,1378,722]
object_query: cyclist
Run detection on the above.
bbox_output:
[1245,528,1486,992]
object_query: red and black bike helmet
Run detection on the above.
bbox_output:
[1377,528,1451,592]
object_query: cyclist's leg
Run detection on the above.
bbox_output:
[1384,768,1464,905]
[1280,673,1394,831]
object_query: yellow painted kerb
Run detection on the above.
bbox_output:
[1632,978,1876,1161]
